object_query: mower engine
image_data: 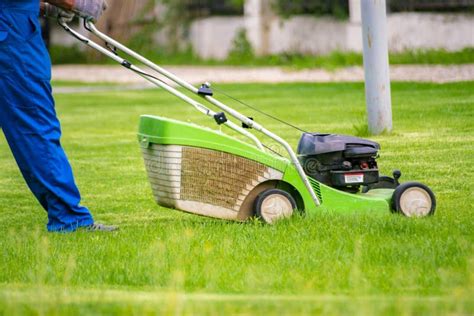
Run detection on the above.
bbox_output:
[297,133,380,193]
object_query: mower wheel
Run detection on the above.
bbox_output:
[254,189,296,224]
[392,182,436,217]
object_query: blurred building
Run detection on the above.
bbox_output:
[48,0,474,59]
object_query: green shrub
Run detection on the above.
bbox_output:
[228,28,255,63]
[274,0,349,19]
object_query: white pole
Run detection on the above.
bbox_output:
[361,0,392,135]
[244,0,271,56]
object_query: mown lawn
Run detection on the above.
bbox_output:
[0,82,473,315]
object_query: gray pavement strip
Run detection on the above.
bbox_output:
[51,65,474,91]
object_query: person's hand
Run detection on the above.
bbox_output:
[43,3,75,23]
[73,0,108,22]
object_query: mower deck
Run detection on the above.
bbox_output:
[138,115,394,220]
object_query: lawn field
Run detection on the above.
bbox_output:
[0,82,473,315]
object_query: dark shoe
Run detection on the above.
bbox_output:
[82,223,119,232]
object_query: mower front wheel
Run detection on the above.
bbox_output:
[392,182,436,217]
[254,189,296,224]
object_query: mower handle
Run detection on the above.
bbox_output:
[59,17,321,208]
[57,18,265,152]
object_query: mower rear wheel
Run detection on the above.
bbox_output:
[392,182,436,217]
[254,189,296,224]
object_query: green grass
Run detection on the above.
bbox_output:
[0,82,473,315]
[50,46,474,69]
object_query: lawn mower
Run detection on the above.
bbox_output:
[60,18,436,224]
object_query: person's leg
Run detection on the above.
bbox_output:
[0,12,93,232]
[1,10,116,232]
[0,74,94,232]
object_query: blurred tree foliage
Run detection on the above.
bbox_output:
[185,0,244,16]
[273,0,349,19]
[388,0,474,12]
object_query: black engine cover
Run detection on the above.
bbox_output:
[297,133,380,192]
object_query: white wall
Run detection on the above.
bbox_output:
[189,17,245,60]
[50,12,474,59]
[387,13,474,52]
[188,13,474,59]
[268,17,348,55]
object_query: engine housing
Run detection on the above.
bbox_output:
[297,133,380,193]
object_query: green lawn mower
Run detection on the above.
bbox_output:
[61,18,436,224]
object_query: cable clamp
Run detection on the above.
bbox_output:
[214,112,227,125]
[198,82,213,96]
[242,117,254,129]
[121,60,132,69]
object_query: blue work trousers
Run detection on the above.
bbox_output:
[0,1,94,231]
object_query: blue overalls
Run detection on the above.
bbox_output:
[0,0,94,231]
